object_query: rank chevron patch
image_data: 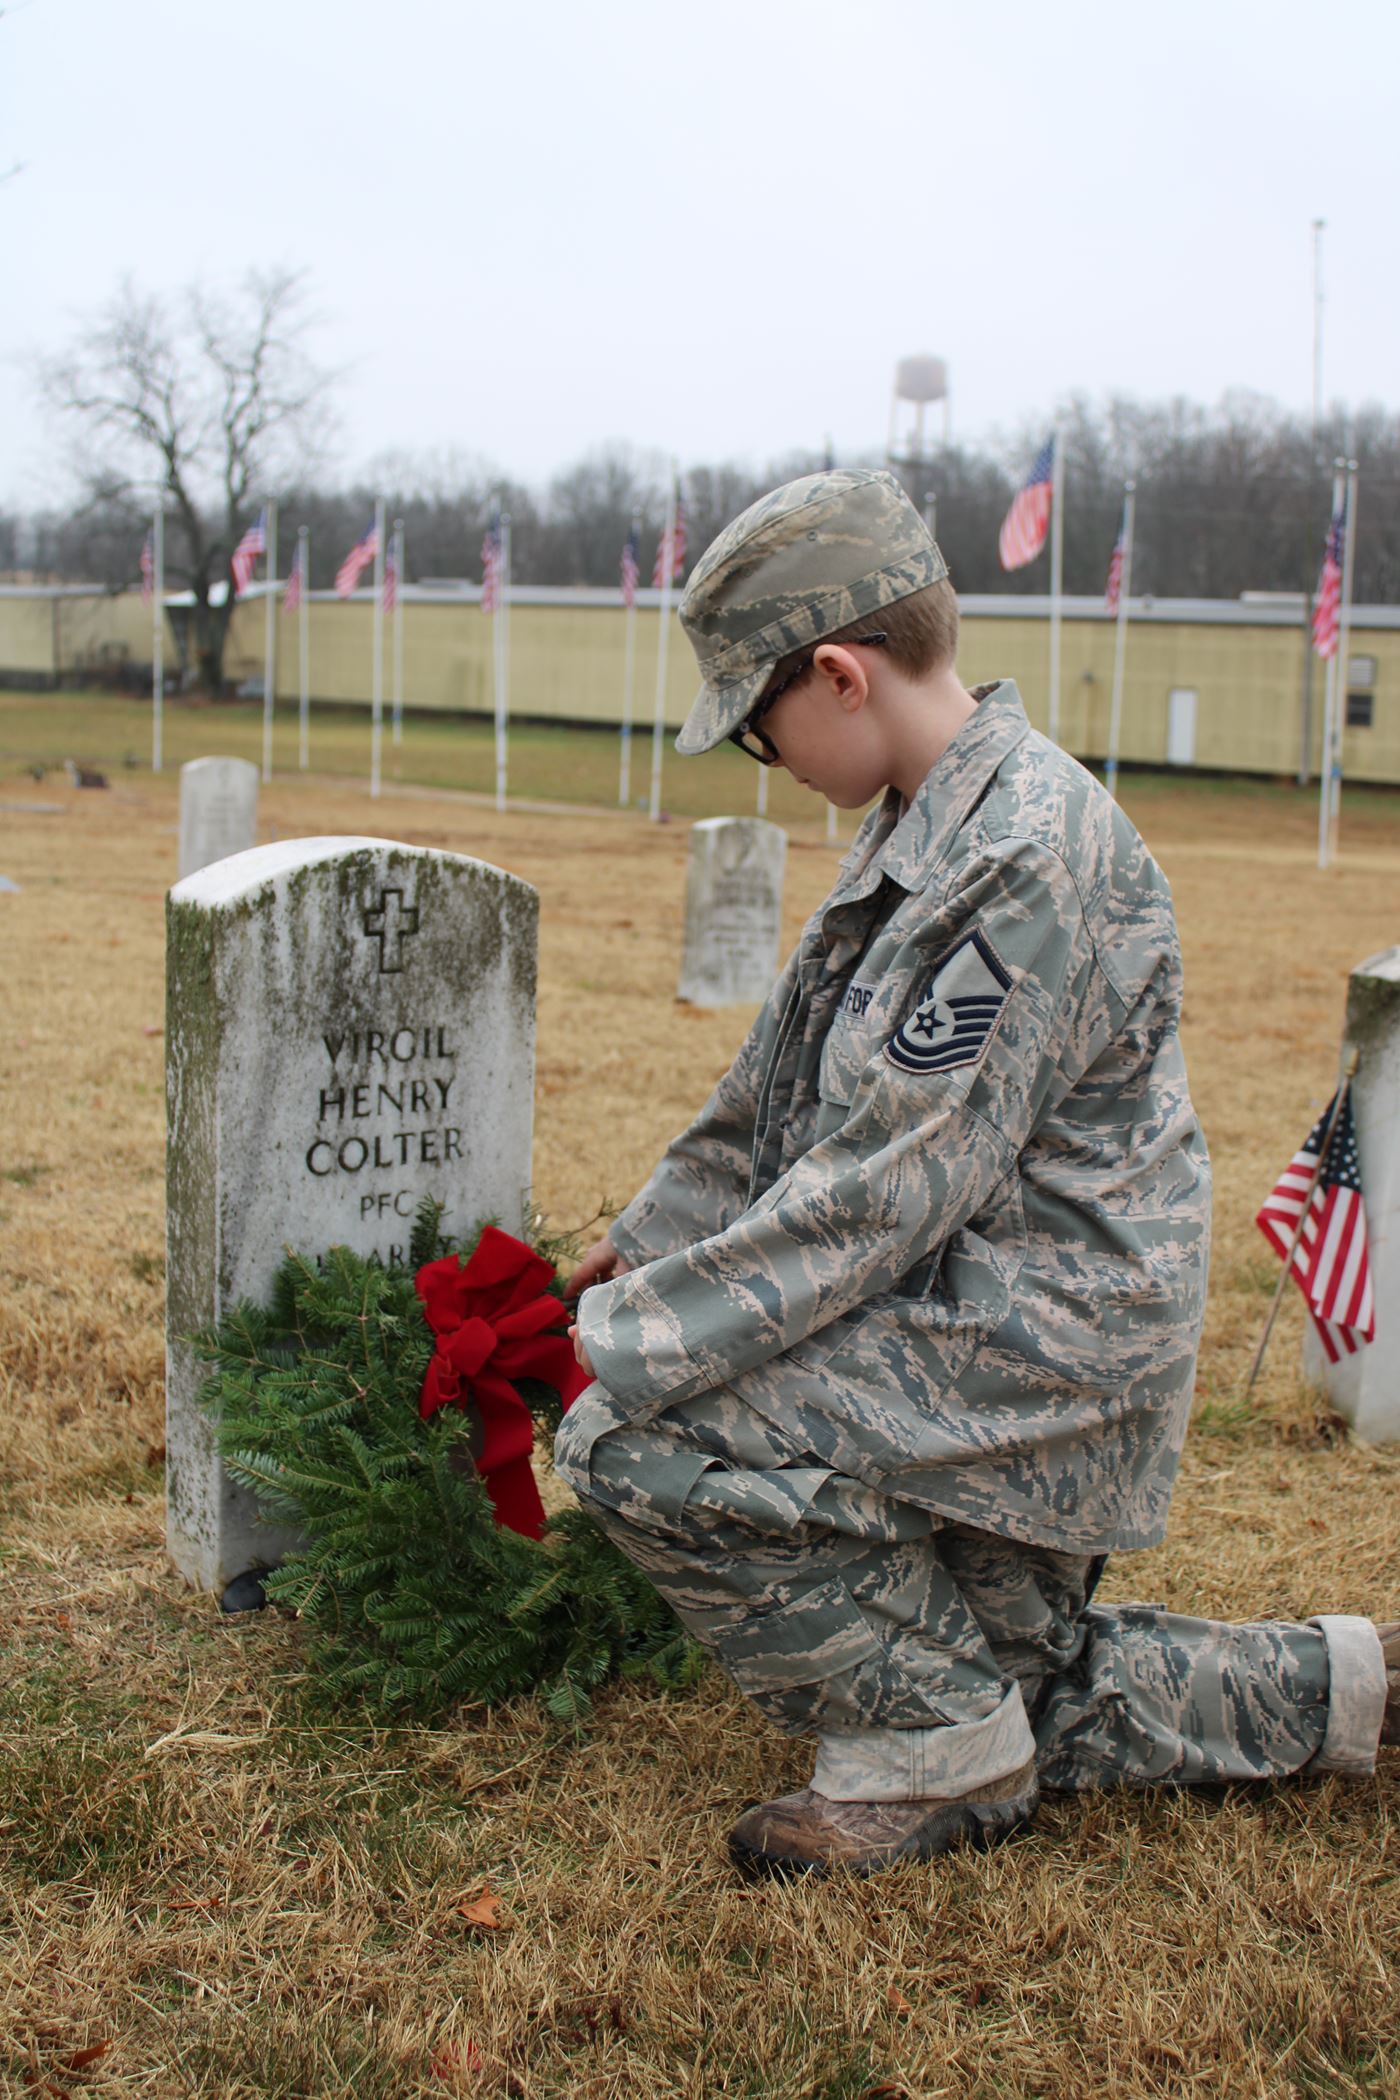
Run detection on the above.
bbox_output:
[884,929,1012,1075]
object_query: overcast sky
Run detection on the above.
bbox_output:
[2,0,1396,508]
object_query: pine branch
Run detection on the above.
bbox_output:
[195,1220,700,1719]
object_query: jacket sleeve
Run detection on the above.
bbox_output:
[579,840,1109,1412]
[607,943,800,1268]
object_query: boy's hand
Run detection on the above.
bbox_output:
[565,1235,630,1382]
[568,1323,595,1379]
[565,1234,632,1299]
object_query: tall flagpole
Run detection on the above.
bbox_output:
[1330,459,1359,862]
[392,517,405,747]
[649,475,677,824]
[370,495,385,799]
[619,516,639,807]
[1317,463,1344,869]
[297,526,310,772]
[502,514,512,784]
[151,507,164,773]
[1047,425,1064,745]
[1105,480,1136,800]
[261,499,278,783]
[494,510,511,813]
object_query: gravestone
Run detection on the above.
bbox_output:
[178,757,259,880]
[677,817,787,1007]
[165,836,539,1595]
[1303,945,1400,1442]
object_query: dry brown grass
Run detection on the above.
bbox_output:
[2,746,1399,2098]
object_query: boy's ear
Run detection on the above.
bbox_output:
[811,643,871,714]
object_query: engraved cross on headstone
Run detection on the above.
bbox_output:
[362,886,421,973]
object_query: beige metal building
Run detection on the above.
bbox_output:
[4,580,1398,785]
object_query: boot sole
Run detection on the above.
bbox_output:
[728,1781,1040,1882]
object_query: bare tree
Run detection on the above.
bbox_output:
[39,268,334,691]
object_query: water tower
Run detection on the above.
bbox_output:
[887,355,949,531]
[888,354,949,461]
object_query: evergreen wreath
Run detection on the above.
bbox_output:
[197,1202,702,1722]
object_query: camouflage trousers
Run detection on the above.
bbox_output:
[554,1384,1387,1801]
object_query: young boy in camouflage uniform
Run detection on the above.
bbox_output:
[555,467,1398,1879]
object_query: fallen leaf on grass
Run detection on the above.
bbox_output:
[429,2038,484,2080]
[456,1886,504,1930]
[142,1023,161,1038]
[61,2042,112,2072]
[166,1894,222,1912]
[885,1982,913,2014]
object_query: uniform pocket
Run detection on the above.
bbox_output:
[718,1577,882,1693]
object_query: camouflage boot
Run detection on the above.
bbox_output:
[1378,1623,1400,1746]
[728,1759,1039,1880]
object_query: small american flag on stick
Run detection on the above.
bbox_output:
[231,508,267,597]
[620,526,639,609]
[283,538,304,613]
[481,511,501,613]
[1256,1087,1374,1363]
[335,521,379,599]
[1312,511,1344,659]
[998,439,1054,571]
[140,530,155,607]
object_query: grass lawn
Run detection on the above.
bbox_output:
[1,711,1398,2098]
[0,688,841,828]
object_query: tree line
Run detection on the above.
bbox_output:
[4,271,1399,691]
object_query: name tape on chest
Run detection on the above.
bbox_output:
[885,929,1011,1076]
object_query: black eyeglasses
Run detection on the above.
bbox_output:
[728,633,889,765]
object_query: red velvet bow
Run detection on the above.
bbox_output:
[414,1227,589,1540]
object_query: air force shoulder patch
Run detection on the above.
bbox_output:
[884,929,1011,1076]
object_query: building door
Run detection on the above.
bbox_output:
[1166,687,1198,766]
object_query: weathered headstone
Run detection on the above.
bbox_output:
[1304,945,1400,1442]
[677,816,787,1007]
[178,757,259,880]
[165,836,539,1595]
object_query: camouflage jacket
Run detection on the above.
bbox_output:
[578,682,1212,1552]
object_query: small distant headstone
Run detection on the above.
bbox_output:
[1304,946,1400,1443]
[64,760,108,789]
[178,757,259,881]
[678,817,787,1007]
[165,836,539,1595]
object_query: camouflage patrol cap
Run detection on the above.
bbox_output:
[675,467,948,756]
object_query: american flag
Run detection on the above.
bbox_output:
[620,525,640,609]
[652,495,687,588]
[231,508,267,597]
[283,539,304,613]
[1105,528,1125,614]
[1312,510,1344,659]
[1256,1089,1374,1363]
[139,530,155,607]
[998,438,1055,571]
[335,520,379,599]
[383,541,398,614]
[481,511,501,613]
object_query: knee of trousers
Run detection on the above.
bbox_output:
[553,1386,718,1538]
